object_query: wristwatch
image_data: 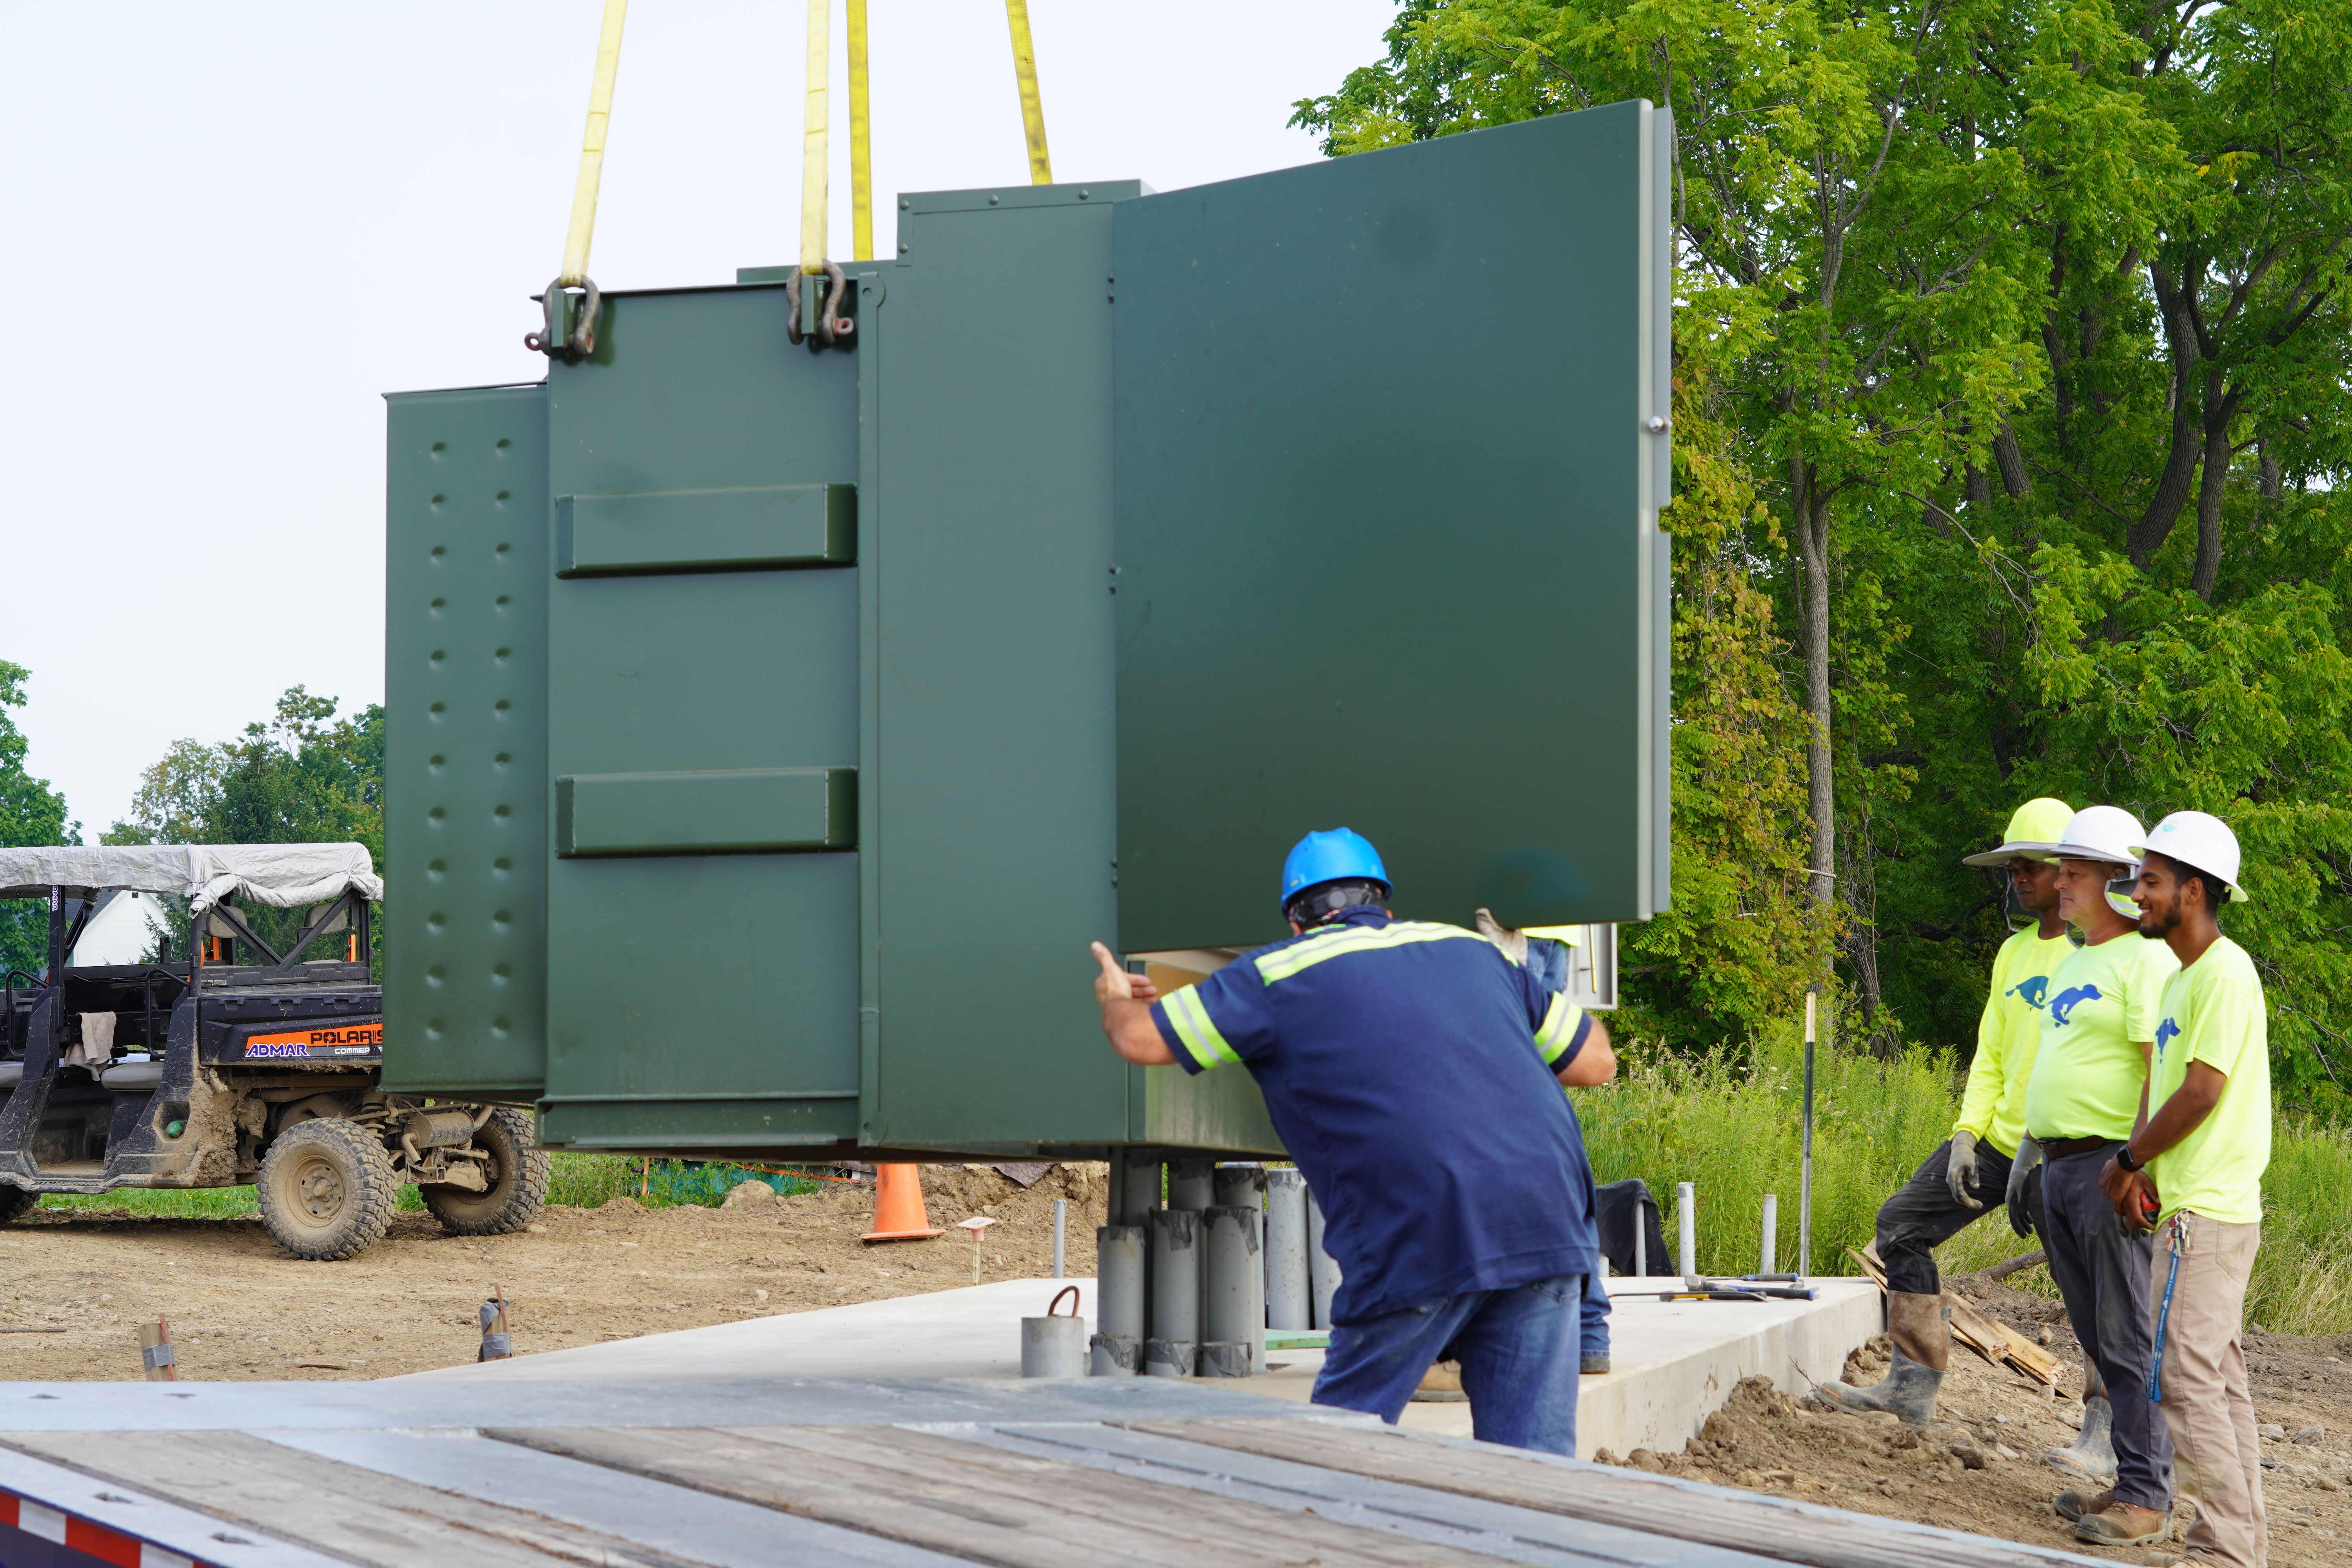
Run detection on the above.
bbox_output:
[2115,1143,2143,1173]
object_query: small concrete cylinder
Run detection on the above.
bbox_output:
[1203,1204,1262,1374]
[1264,1169,1310,1331]
[1021,1314,1088,1379]
[1096,1224,1146,1345]
[1307,1189,1341,1329]
[1198,1341,1252,1378]
[1143,1338,1196,1377]
[1677,1180,1698,1281]
[1149,1207,1200,1349]
[1115,1148,1161,1226]
[1759,1193,1778,1277]
[1213,1161,1266,1209]
[1167,1158,1215,1212]
[1089,1333,1140,1376]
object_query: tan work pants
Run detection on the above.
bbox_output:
[2149,1210,2266,1568]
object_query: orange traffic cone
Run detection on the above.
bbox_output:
[861,1163,944,1243]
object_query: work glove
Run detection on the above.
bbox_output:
[1473,908,1529,966]
[1945,1130,1983,1210]
[2004,1134,2042,1240]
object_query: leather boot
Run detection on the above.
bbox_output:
[1816,1292,1947,1428]
[2055,1486,2114,1522]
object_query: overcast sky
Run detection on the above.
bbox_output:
[0,1,1396,839]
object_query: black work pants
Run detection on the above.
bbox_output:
[2042,1142,2172,1511]
[1875,1136,2043,1296]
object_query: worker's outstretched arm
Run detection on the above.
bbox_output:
[1091,942,1176,1065]
[1557,1014,1615,1087]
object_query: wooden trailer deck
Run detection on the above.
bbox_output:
[0,1377,2108,1568]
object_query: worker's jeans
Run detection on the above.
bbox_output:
[2043,1143,2172,1512]
[1874,1136,2043,1296]
[2150,1212,2266,1568]
[1315,1275,1583,1455]
[1581,1269,1610,1361]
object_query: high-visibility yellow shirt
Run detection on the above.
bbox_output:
[1955,927,2076,1157]
[2024,931,2179,1142]
[2145,936,2270,1225]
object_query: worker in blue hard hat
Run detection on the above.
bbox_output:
[1089,827,1615,1455]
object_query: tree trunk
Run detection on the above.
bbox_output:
[2129,260,2206,562]
[1965,463,1992,510]
[1792,466,1835,916]
[2259,443,2282,501]
[2190,388,2236,600]
[1993,419,2032,498]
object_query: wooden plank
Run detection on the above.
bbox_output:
[1127,1420,2100,1568]
[0,1430,705,1568]
[1852,1244,2061,1387]
[489,1422,1518,1568]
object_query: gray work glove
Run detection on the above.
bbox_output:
[1946,1130,1983,1210]
[2004,1134,2042,1240]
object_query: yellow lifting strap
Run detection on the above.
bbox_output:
[848,0,873,261]
[1003,0,1053,185]
[559,0,630,288]
[800,0,831,275]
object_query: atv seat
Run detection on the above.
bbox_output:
[99,1062,163,1093]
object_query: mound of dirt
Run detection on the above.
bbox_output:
[0,1162,1108,1384]
[1591,1268,2352,1565]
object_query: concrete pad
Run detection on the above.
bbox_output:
[1236,1277,1882,1457]
[403,1278,1095,1383]
[402,1273,1884,1465]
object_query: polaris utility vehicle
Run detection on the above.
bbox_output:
[0,846,546,1259]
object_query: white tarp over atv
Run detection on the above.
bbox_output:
[0,845,382,915]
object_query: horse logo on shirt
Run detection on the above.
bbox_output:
[2155,1016,2180,1060]
[2007,976,2050,1008]
[2049,984,2103,1026]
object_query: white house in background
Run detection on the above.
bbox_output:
[67,889,168,967]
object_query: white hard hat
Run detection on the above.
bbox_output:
[2133,811,2249,904]
[2049,804,2147,870]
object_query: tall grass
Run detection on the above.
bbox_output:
[33,1155,831,1221]
[1579,1027,2352,1338]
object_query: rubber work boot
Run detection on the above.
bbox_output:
[2055,1487,2114,1522]
[2076,1500,2169,1547]
[1581,1354,1611,1375]
[2049,1394,2120,1482]
[1815,1292,1948,1428]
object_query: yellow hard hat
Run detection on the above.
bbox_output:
[1960,797,2074,868]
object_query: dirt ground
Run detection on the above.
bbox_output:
[1590,1265,2352,1565]
[0,1162,1107,1382]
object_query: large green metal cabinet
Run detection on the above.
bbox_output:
[383,101,1673,1160]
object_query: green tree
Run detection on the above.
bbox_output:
[0,662,74,979]
[107,688,385,971]
[1300,0,2352,1100]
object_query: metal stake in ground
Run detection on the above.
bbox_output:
[1800,989,1816,1281]
[479,1285,512,1361]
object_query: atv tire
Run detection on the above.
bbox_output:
[257,1118,399,1261]
[0,1185,37,1224]
[423,1105,550,1236]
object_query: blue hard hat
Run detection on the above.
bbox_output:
[1281,828,1391,911]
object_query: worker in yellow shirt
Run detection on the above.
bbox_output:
[2022,805,2181,1550]
[1817,799,2073,1428]
[2102,812,2269,1568]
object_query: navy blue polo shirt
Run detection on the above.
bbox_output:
[1151,907,1599,1324]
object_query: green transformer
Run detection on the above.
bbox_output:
[383,101,1673,1161]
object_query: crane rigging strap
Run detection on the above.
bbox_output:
[529,0,628,359]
